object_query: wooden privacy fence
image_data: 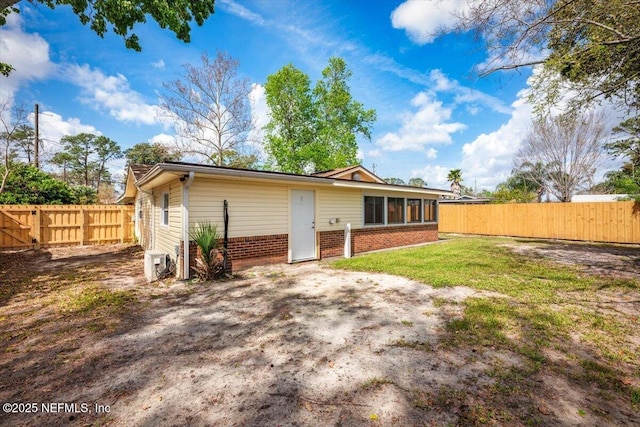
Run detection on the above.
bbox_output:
[439,201,640,244]
[0,205,135,250]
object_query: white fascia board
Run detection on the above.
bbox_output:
[332,180,453,197]
[136,163,335,190]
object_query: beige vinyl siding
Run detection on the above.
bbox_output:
[316,188,363,232]
[154,182,183,258]
[135,191,153,250]
[189,177,289,238]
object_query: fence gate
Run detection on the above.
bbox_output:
[0,207,35,249]
[0,205,135,250]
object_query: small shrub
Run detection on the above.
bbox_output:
[189,220,225,281]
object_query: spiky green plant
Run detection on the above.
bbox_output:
[189,220,224,280]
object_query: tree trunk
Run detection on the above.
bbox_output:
[0,167,9,193]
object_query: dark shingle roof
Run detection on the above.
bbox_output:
[130,164,154,181]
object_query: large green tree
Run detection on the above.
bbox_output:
[0,0,215,76]
[0,163,75,204]
[511,162,549,202]
[123,142,181,170]
[94,135,121,190]
[263,58,376,174]
[606,117,640,180]
[408,177,426,187]
[10,125,35,164]
[601,116,640,195]
[384,177,405,185]
[448,0,640,112]
[312,57,376,171]
[263,64,316,174]
[57,133,121,189]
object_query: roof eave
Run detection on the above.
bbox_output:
[134,162,453,196]
[135,163,337,190]
[333,180,452,196]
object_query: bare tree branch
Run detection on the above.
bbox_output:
[0,98,30,193]
[515,110,609,201]
[159,51,255,167]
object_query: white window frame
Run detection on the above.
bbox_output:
[364,196,439,226]
[407,198,422,223]
[363,195,385,225]
[423,199,438,223]
[161,192,169,226]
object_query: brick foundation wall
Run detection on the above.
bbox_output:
[181,233,288,277]
[319,223,438,258]
[319,229,345,258]
[352,223,438,254]
[179,224,438,277]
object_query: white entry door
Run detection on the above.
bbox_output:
[291,190,316,262]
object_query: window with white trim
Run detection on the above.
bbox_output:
[387,197,404,224]
[407,198,422,223]
[364,196,384,225]
[364,196,438,226]
[424,199,437,222]
[161,193,169,226]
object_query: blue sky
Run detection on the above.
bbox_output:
[0,0,540,191]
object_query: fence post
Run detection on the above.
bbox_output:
[120,206,126,243]
[79,207,85,246]
[32,207,41,250]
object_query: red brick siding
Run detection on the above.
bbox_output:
[180,224,439,277]
[352,223,438,254]
[182,234,288,277]
[318,223,439,258]
[319,229,345,258]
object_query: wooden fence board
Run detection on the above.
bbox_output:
[439,201,640,244]
[0,205,135,249]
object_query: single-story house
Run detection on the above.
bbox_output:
[438,195,493,204]
[119,162,452,280]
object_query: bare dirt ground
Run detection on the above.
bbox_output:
[505,240,640,281]
[0,240,638,426]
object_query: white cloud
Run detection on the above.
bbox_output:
[428,69,511,114]
[367,149,383,158]
[460,92,533,190]
[248,83,268,146]
[363,53,431,86]
[149,133,176,146]
[31,110,101,163]
[151,59,165,69]
[64,64,161,125]
[391,0,470,44]
[410,164,452,189]
[375,91,466,152]
[219,0,266,26]
[426,148,438,159]
[0,12,54,100]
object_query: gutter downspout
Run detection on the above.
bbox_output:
[182,171,195,280]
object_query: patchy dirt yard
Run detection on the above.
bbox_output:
[0,240,638,426]
[505,240,640,281]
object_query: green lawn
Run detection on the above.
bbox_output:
[333,235,640,424]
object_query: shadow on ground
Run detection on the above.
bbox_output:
[0,244,638,426]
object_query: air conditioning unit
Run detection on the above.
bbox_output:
[144,250,166,281]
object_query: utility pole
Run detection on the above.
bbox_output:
[34,103,39,169]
